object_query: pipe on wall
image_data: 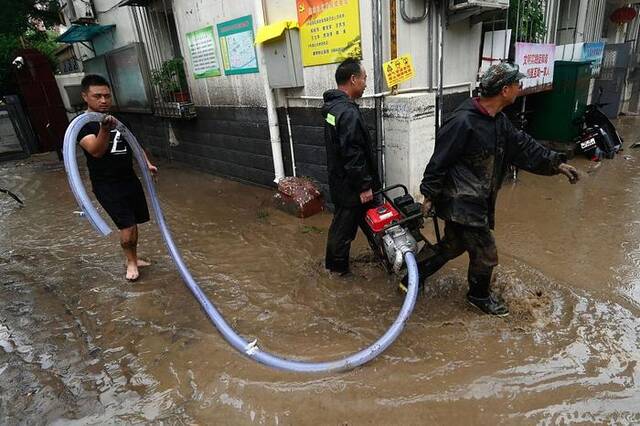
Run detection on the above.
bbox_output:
[399,0,429,23]
[255,0,285,183]
[372,0,386,186]
[436,0,445,131]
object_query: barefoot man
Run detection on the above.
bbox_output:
[77,74,157,281]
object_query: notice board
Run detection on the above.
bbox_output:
[515,42,556,95]
[217,15,259,75]
[296,0,361,67]
[186,26,221,78]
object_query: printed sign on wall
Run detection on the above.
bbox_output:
[383,54,416,88]
[296,0,361,67]
[217,15,259,75]
[582,42,605,77]
[186,26,221,78]
[515,42,556,95]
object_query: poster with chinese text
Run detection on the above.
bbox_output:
[383,55,415,87]
[515,43,556,95]
[186,26,221,78]
[296,0,361,67]
[217,15,259,75]
[582,42,605,77]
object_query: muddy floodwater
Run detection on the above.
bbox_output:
[1,118,640,424]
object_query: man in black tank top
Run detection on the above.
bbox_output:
[76,74,158,281]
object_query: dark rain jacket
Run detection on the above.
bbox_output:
[421,98,565,229]
[322,89,381,207]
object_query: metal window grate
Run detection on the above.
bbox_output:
[126,0,196,119]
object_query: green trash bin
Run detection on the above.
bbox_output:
[527,60,592,144]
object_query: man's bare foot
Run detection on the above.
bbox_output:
[126,262,139,281]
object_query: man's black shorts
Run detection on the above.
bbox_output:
[92,178,150,230]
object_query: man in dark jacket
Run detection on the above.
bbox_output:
[405,62,579,316]
[322,58,381,275]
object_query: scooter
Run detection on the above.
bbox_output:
[575,88,623,160]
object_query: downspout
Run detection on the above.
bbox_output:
[428,1,434,90]
[436,0,445,130]
[372,0,385,186]
[254,0,285,183]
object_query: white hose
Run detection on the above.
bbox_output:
[63,112,420,373]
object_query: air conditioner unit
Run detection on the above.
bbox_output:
[65,0,95,23]
[449,0,509,11]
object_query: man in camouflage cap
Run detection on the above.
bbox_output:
[401,62,579,317]
[479,62,526,97]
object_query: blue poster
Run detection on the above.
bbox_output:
[582,42,605,77]
[217,15,259,75]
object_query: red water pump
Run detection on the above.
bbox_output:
[362,185,436,273]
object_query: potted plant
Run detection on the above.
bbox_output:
[150,58,190,102]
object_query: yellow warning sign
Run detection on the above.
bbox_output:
[383,54,416,88]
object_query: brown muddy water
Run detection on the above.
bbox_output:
[1,118,640,424]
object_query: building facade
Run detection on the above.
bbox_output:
[54,0,639,200]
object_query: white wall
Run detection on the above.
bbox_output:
[395,1,431,89]
[91,0,140,53]
[442,20,482,91]
[84,0,483,109]
[170,0,377,107]
[171,0,264,106]
[385,3,482,93]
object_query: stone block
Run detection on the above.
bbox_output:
[273,176,324,218]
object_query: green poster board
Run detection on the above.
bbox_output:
[217,15,259,75]
[186,26,221,79]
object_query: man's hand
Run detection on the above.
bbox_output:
[359,189,373,204]
[100,115,117,131]
[147,163,158,175]
[421,198,433,216]
[558,163,579,184]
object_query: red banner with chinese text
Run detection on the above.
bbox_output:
[296,0,334,26]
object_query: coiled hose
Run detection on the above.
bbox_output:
[63,112,420,373]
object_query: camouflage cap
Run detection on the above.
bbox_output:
[479,62,526,97]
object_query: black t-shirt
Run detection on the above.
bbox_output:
[77,115,137,184]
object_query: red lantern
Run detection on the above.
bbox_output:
[610,7,637,24]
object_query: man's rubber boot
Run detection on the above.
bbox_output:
[398,253,448,293]
[466,271,509,317]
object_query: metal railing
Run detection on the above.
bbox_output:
[127,0,195,119]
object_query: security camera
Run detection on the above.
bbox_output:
[12,56,24,69]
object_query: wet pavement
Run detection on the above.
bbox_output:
[1,118,640,424]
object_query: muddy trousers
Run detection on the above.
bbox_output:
[414,221,498,298]
[325,204,376,273]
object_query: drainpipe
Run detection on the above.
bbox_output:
[372,0,385,186]
[436,0,445,130]
[254,0,285,183]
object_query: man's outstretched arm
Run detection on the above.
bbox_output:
[508,122,579,184]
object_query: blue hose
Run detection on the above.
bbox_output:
[63,112,420,373]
